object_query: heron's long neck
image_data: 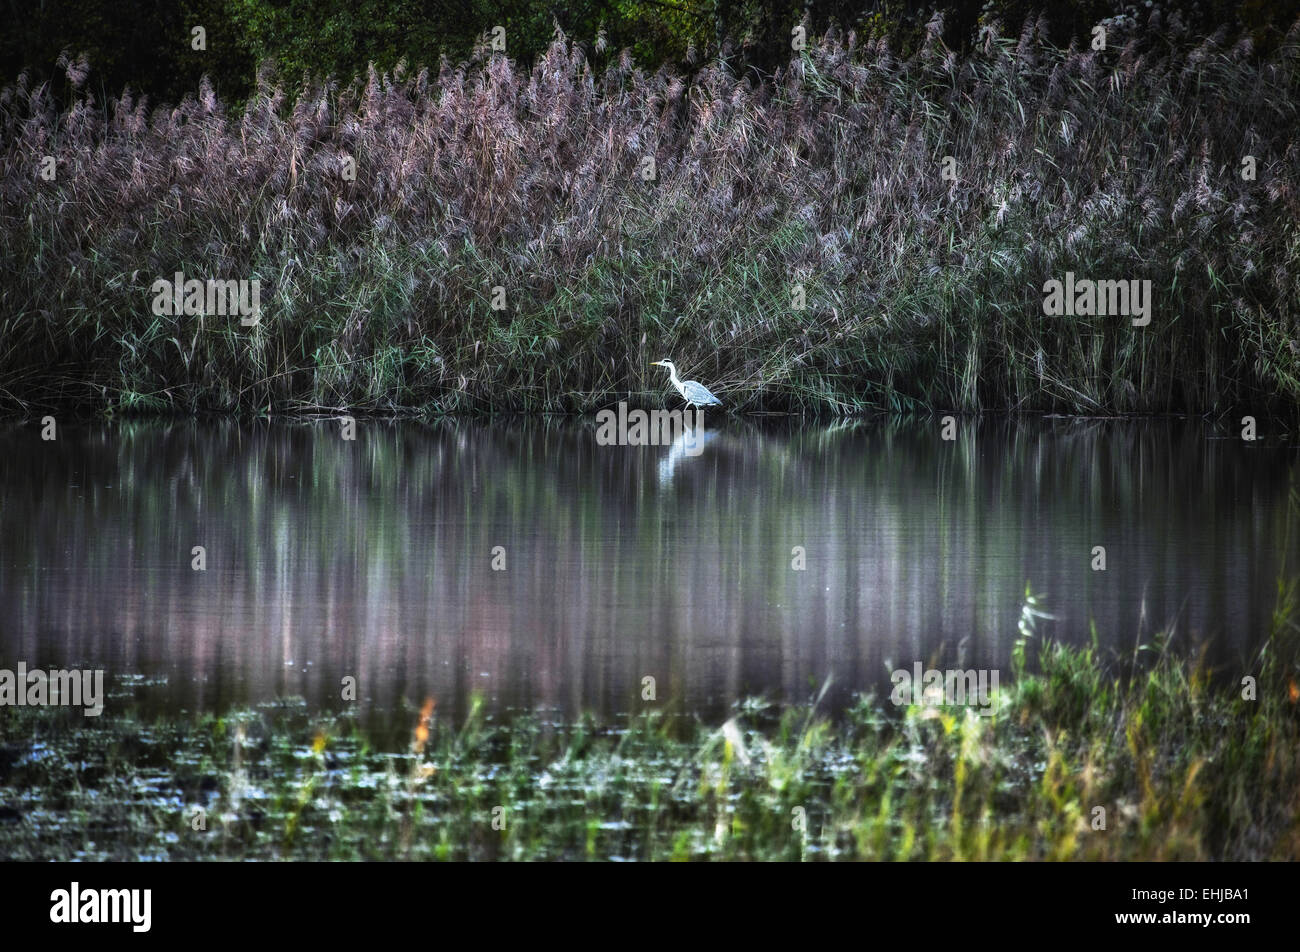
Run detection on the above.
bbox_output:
[667,366,683,392]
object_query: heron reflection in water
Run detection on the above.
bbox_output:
[656,413,720,487]
[650,359,723,487]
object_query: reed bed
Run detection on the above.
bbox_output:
[2,13,1298,416]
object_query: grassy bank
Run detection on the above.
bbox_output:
[2,618,1298,861]
[3,19,1300,417]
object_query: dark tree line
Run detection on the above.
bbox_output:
[4,0,1298,105]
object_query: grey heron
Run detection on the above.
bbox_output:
[651,359,722,409]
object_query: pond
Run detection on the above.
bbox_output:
[0,417,1294,732]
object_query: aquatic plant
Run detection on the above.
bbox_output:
[2,613,1297,861]
[1,15,1298,416]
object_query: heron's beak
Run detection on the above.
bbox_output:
[650,361,663,367]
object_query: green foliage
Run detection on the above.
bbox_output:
[7,1,1300,108]
[3,613,1299,860]
[0,0,256,104]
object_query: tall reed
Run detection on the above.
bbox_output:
[2,14,1298,416]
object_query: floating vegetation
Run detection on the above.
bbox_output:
[2,624,1298,861]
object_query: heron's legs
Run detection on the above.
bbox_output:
[685,402,701,429]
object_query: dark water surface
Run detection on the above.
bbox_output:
[0,417,1295,727]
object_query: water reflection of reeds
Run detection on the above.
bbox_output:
[0,418,1293,726]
